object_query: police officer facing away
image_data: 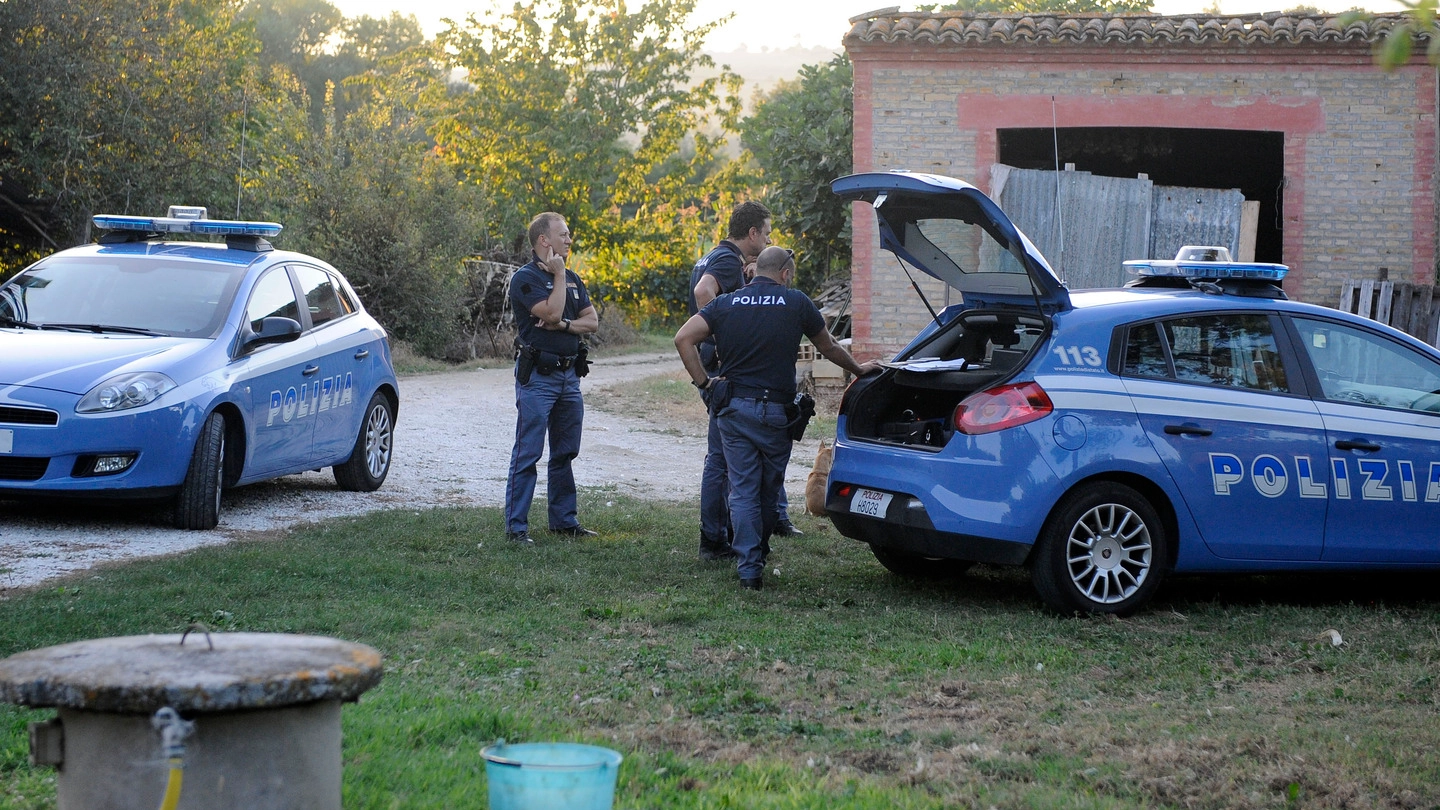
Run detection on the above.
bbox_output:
[503,212,600,545]
[687,201,773,561]
[675,246,880,589]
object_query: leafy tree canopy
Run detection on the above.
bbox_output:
[432,0,743,252]
[740,54,854,291]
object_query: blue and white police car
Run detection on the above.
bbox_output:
[0,207,399,529]
[825,171,1440,615]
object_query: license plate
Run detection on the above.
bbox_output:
[0,429,11,454]
[850,488,893,518]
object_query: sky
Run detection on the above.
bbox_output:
[331,0,1406,52]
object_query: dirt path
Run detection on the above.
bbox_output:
[0,352,825,591]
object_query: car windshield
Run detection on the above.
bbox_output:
[0,256,246,338]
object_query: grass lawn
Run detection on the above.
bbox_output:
[2,496,1439,809]
[3,372,1439,808]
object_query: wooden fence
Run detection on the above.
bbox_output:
[1336,277,1440,349]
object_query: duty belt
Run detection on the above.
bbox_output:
[729,384,794,402]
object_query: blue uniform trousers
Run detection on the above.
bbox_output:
[717,397,793,580]
[700,408,730,546]
[505,366,583,533]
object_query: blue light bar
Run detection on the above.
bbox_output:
[92,212,283,238]
[1124,259,1289,281]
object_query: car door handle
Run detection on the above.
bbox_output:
[353,349,370,360]
[1335,438,1381,452]
[1163,424,1213,437]
[302,365,321,376]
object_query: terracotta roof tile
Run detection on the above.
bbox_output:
[844,11,1413,46]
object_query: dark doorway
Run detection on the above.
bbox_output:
[998,128,1285,263]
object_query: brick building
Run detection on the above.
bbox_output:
[843,11,1437,359]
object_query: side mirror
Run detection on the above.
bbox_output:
[241,316,302,352]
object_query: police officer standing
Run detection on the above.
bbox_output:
[675,246,879,589]
[687,201,772,560]
[504,212,599,545]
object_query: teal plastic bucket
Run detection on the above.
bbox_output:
[482,741,623,810]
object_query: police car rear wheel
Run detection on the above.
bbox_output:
[1031,482,1166,616]
[172,411,225,530]
[871,546,973,580]
[334,392,393,492]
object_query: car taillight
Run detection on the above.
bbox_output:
[953,381,1053,435]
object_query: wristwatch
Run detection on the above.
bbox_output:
[561,318,571,332]
[692,377,710,389]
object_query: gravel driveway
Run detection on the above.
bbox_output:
[0,352,823,591]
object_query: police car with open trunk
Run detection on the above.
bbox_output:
[825,171,1440,615]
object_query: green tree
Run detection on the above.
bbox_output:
[1345,2,1440,71]
[247,53,486,356]
[740,54,854,291]
[433,0,743,252]
[0,0,262,274]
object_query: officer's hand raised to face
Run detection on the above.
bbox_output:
[540,245,566,277]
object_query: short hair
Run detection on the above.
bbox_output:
[726,201,772,240]
[754,246,794,278]
[528,212,565,249]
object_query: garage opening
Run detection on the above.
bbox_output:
[998,128,1285,263]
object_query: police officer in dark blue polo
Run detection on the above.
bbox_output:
[504,212,600,545]
[687,201,772,560]
[675,246,879,589]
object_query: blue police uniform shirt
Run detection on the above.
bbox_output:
[510,256,592,356]
[686,241,746,316]
[700,276,825,395]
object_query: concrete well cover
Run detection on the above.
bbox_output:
[0,633,383,714]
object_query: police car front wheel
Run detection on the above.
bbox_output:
[334,392,394,492]
[172,411,225,530]
[1030,482,1167,617]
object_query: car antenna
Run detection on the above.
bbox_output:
[891,255,942,326]
[235,88,248,218]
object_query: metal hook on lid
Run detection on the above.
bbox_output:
[179,622,214,651]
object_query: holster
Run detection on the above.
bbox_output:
[785,392,816,441]
[514,342,536,385]
[574,342,591,377]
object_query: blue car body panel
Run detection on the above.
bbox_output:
[827,172,1440,608]
[0,236,398,501]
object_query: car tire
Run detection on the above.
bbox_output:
[1030,482,1166,616]
[871,546,974,580]
[334,392,393,492]
[172,411,225,530]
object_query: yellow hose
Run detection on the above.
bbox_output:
[157,757,184,810]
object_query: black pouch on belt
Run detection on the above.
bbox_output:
[706,377,732,413]
[786,392,816,441]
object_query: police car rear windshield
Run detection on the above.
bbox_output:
[0,256,247,339]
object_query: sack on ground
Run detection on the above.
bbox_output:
[805,438,833,516]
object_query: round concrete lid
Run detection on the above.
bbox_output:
[0,633,383,714]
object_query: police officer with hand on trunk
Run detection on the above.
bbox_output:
[503,212,599,545]
[675,246,879,590]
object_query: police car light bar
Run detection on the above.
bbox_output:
[1124,246,1288,281]
[92,210,283,238]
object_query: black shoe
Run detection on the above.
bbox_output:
[774,520,803,537]
[700,546,738,561]
[551,524,597,537]
[740,577,764,591]
[506,530,534,545]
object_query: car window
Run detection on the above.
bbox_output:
[0,257,245,338]
[292,265,351,328]
[246,268,300,333]
[1122,313,1289,393]
[1293,317,1440,412]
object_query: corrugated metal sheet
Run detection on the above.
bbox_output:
[1149,186,1246,261]
[993,166,1151,290]
[993,165,1247,289]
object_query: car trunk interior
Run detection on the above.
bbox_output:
[843,309,1046,449]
